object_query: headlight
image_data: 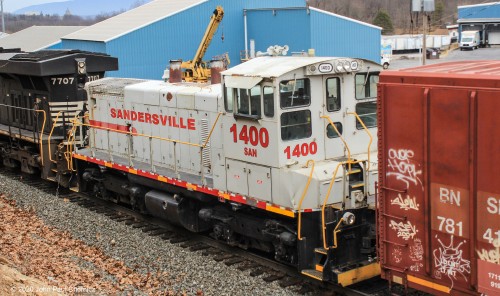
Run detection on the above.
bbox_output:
[342,212,356,225]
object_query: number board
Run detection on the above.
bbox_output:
[431,183,469,239]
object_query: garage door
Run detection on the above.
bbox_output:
[489,32,500,44]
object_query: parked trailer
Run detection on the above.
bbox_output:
[377,61,500,296]
[382,35,451,52]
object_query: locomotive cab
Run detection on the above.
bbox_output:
[220,57,380,211]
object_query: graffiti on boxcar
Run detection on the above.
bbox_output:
[390,220,418,240]
[391,193,420,211]
[387,148,422,189]
[392,247,403,264]
[477,238,500,264]
[409,239,424,271]
[410,238,424,261]
[433,235,471,287]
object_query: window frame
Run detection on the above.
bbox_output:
[280,109,312,141]
[279,78,311,109]
[355,72,379,100]
[325,77,341,112]
[355,101,377,130]
[326,122,343,138]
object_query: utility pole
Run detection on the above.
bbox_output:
[1,0,4,33]
[423,12,427,65]
[412,0,434,66]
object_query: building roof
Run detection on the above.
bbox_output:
[458,2,500,9]
[457,18,500,23]
[63,0,205,43]
[309,7,381,30]
[0,26,85,51]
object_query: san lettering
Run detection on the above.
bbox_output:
[244,147,257,157]
[110,108,195,130]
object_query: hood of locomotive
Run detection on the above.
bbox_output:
[274,155,378,211]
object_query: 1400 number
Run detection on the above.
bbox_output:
[284,142,317,159]
[230,124,269,148]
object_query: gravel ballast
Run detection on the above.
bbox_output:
[0,172,305,295]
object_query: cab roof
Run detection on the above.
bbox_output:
[222,56,334,79]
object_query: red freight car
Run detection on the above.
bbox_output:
[377,61,500,296]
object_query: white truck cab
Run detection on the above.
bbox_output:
[460,30,480,50]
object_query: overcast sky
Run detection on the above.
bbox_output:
[3,0,68,13]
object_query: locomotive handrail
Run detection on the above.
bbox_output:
[64,112,83,172]
[48,111,63,163]
[321,159,363,249]
[71,112,223,182]
[78,117,222,149]
[0,104,47,166]
[35,110,47,166]
[320,115,352,163]
[297,159,315,241]
[346,112,373,173]
[332,217,345,249]
[202,112,222,148]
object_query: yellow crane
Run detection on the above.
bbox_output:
[181,6,224,82]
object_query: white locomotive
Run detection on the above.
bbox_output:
[74,56,381,285]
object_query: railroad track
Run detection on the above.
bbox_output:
[0,168,395,296]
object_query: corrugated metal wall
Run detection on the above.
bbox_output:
[61,0,379,79]
[459,3,500,19]
[310,9,380,62]
[246,9,311,55]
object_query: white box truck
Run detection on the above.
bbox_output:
[460,30,480,50]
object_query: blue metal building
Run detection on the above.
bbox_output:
[458,2,500,45]
[61,0,380,79]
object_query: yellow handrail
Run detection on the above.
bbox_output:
[321,115,352,162]
[202,113,222,148]
[297,160,315,240]
[321,161,345,249]
[48,111,63,163]
[64,113,82,171]
[35,110,47,166]
[320,159,365,249]
[332,217,345,249]
[347,112,373,172]
[71,112,223,155]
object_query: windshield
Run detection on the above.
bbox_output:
[462,37,473,42]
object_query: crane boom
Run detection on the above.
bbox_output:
[181,6,224,82]
[193,6,224,64]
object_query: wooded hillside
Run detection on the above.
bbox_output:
[308,0,490,34]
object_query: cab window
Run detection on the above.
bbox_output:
[280,78,310,109]
[235,86,261,118]
[263,86,274,118]
[326,122,343,138]
[281,110,311,141]
[355,73,379,99]
[355,101,377,129]
[224,87,233,112]
[326,77,341,112]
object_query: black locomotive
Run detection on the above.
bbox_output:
[0,49,117,187]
